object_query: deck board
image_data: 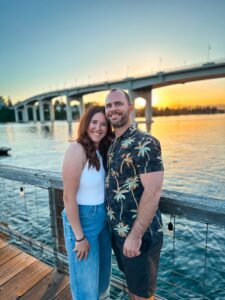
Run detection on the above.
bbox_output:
[0,238,8,249]
[0,238,164,300]
[0,260,52,299]
[54,285,73,300]
[19,270,70,300]
[0,239,72,300]
[0,251,36,285]
[0,244,22,266]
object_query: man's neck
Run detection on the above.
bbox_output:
[114,122,131,138]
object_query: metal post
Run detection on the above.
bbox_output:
[48,186,63,271]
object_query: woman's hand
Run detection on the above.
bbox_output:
[73,238,90,260]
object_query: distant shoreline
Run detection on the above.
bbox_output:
[152,111,225,117]
[0,105,225,123]
[136,106,225,118]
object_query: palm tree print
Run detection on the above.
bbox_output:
[120,137,135,149]
[105,125,164,239]
[157,155,163,165]
[111,169,119,187]
[105,174,110,188]
[130,209,138,219]
[123,176,139,190]
[113,187,128,201]
[107,152,114,167]
[135,140,151,160]
[106,206,115,220]
[123,176,139,208]
[113,186,128,220]
[114,222,130,237]
[120,153,136,174]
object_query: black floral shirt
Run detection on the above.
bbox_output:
[105,124,164,239]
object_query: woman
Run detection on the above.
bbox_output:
[62,105,112,300]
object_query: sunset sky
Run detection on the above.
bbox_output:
[0,0,225,108]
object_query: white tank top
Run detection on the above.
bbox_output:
[76,151,105,205]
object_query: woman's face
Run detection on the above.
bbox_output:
[87,112,108,148]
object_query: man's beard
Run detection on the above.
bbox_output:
[109,113,129,128]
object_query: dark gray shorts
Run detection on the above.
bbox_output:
[112,231,163,298]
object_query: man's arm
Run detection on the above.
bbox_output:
[123,171,164,257]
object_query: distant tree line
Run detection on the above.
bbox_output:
[0,96,15,122]
[1,96,224,122]
[136,106,225,117]
[0,98,87,122]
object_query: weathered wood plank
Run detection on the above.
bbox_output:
[0,164,63,189]
[0,239,8,249]
[0,252,36,286]
[0,231,9,241]
[1,164,225,215]
[160,190,225,227]
[19,270,70,300]
[0,260,52,299]
[1,164,225,226]
[0,244,22,266]
[54,285,72,300]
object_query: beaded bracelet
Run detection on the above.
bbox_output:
[76,235,86,242]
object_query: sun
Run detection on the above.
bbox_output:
[135,95,159,109]
[135,97,146,109]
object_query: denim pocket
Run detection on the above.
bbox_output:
[62,211,76,242]
[78,205,96,219]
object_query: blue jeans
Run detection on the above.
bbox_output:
[62,204,111,300]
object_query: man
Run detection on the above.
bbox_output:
[105,89,164,300]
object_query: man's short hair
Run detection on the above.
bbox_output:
[109,89,131,104]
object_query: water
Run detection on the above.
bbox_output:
[1,114,225,200]
[1,114,225,299]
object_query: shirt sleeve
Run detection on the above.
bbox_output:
[133,134,164,174]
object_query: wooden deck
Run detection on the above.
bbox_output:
[0,238,166,300]
[0,239,72,300]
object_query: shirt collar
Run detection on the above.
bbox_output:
[116,123,137,140]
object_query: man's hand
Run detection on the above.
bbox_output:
[123,234,142,258]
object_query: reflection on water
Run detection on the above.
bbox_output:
[1,114,225,200]
[1,114,225,299]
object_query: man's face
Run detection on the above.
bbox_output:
[105,91,132,128]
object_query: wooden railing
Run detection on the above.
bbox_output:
[0,164,225,299]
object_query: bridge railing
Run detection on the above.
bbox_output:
[13,58,225,107]
[0,164,225,299]
[129,57,225,79]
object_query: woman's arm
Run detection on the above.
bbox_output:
[62,142,90,260]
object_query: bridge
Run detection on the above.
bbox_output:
[13,59,225,124]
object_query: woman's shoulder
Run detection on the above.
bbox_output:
[65,141,86,159]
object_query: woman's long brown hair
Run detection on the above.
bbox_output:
[77,105,112,170]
